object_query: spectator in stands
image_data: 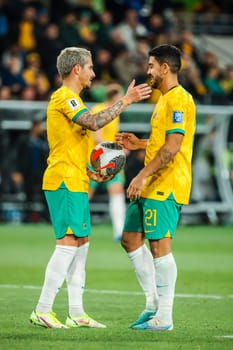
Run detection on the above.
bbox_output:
[199,50,219,79]
[192,0,221,14]
[116,8,148,57]
[113,46,139,87]
[22,52,50,100]
[176,30,200,65]
[37,23,63,89]
[105,0,128,24]
[0,53,26,98]
[59,12,81,47]
[20,85,38,101]
[108,28,128,58]
[0,126,12,195]
[96,10,114,48]
[11,118,48,217]
[220,65,233,103]
[179,53,207,103]
[134,37,151,83]
[34,7,50,44]
[17,6,37,52]
[0,85,11,100]
[146,13,168,47]
[93,47,118,84]
[1,43,25,73]
[203,65,228,105]
[0,3,9,54]
[76,9,97,50]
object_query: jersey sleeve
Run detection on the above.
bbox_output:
[62,95,89,122]
[166,99,186,136]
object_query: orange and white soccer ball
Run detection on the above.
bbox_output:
[90,141,126,176]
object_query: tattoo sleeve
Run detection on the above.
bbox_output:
[153,147,174,174]
[75,99,125,130]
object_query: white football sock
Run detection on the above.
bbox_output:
[128,244,159,311]
[67,242,89,317]
[109,193,126,239]
[153,252,177,325]
[36,245,77,313]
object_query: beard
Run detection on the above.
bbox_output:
[150,75,162,89]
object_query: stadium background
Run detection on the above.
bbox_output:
[0,0,233,224]
[0,2,233,349]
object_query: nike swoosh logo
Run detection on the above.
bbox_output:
[78,319,90,325]
[157,285,169,288]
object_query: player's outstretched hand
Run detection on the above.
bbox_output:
[87,168,114,183]
[124,79,151,104]
[116,132,140,150]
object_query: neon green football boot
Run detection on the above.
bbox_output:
[30,310,68,329]
[66,313,106,328]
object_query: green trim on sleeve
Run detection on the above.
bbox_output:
[166,128,185,135]
[72,107,89,122]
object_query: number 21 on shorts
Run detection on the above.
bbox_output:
[144,208,157,231]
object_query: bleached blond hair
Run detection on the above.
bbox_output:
[56,47,92,79]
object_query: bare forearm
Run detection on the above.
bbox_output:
[115,133,148,150]
[140,145,174,177]
[140,133,183,177]
[76,99,127,131]
[126,133,183,201]
[76,81,152,130]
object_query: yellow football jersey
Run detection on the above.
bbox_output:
[140,85,196,204]
[42,86,90,192]
[88,102,120,153]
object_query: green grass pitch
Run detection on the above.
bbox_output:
[0,223,232,350]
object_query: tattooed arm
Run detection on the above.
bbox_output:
[75,99,126,130]
[126,133,184,200]
[74,80,152,130]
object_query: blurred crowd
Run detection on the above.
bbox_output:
[0,0,233,223]
[0,0,233,105]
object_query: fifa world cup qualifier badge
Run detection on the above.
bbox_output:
[67,98,80,110]
[172,111,183,123]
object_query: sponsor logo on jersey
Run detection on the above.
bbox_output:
[172,111,183,123]
[67,98,80,110]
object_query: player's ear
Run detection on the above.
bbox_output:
[162,63,169,75]
[73,64,80,75]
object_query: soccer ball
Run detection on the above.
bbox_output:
[90,141,126,176]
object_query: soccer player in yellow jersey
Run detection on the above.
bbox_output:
[30,47,152,329]
[116,44,196,331]
[88,83,126,241]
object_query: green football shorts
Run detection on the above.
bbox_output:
[123,194,182,240]
[89,170,125,190]
[44,182,91,239]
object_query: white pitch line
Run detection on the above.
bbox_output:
[215,335,233,339]
[0,284,231,299]
[175,293,223,300]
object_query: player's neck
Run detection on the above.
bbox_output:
[62,78,82,95]
[161,78,179,95]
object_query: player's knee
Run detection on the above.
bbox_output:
[121,235,130,251]
[121,233,141,252]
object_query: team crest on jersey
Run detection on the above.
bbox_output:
[67,98,80,110]
[172,111,183,123]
